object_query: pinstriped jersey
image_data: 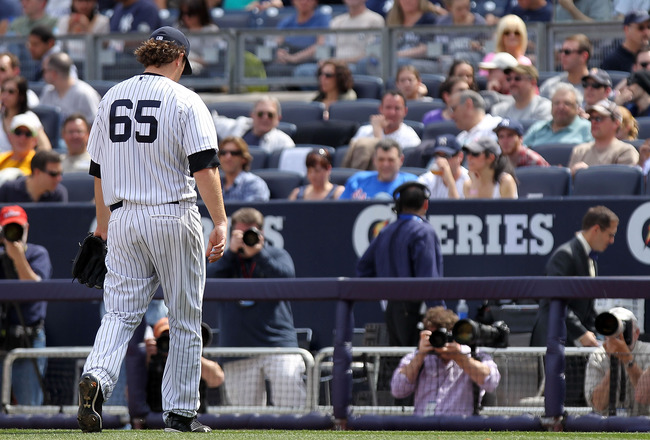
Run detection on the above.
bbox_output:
[88,73,219,206]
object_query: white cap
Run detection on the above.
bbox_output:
[609,307,637,327]
[10,113,42,137]
[479,52,518,71]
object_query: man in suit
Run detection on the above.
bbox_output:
[531,205,619,406]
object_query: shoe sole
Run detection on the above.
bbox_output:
[163,426,212,433]
[77,375,102,433]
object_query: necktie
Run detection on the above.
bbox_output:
[589,251,599,262]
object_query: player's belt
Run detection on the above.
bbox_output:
[109,201,180,212]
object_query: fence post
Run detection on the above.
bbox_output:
[332,299,354,428]
[544,298,567,419]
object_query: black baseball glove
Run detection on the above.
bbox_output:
[72,233,108,289]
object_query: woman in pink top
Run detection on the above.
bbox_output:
[480,14,531,76]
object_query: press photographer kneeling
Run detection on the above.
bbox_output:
[0,205,51,406]
[390,306,502,416]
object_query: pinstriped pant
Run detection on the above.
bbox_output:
[84,202,205,421]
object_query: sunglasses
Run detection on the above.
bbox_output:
[466,151,483,157]
[589,115,611,123]
[560,49,581,55]
[640,61,650,69]
[507,75,527,82]
[582,82,605,89]
[503,29,521,36]
[218,150,243,157]
[13,128,33,137]
[318,72,335,78]
[1,88,17,94]
[636,23,650,31]
[45,170,62,177]
[256,111,275,119]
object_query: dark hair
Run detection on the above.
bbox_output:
[393,181,429,214]
[565,33,592,62]
[179,0,212,27]
[381,89,407,106]
[135,40,186,69]
[31,150,62,173]
[29,25,55,43]
[422,306,458,331]
[447,59,478,91]
[314,60,354,101]
[374,138,402,156]
[2,76,29,114]
[489,152,516,184]
[305,148,332,168]
[63,113,89,131]
[582,206,618,231]
[219,136,253,171]
[438,76,469,100]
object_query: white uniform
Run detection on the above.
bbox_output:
[83,72,219,420]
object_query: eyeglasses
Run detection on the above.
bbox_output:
[640,61,650,69]
[635,23,650,31]
[589,115,611,123]
[13,128,33,137]
[466,151,483,157]
[256,111,275,119]
[1,88,17,94]
[218,150,243,157]
[582,82,605,89]
[45,170,62,177]
[560,48,581,55]
[503,29,521,36]
[318,72,335,78]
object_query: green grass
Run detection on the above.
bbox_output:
[3,431,650,440]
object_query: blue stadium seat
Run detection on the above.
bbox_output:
[422,120,461,140]
[605,70,630,88]
[403,146,425,167]
[332,146,349,167]
[32,104,63,151]
[277,121,297,138]
[352,75,384,99]
[207,101,253,119]
[328,99,380,124]
[247,146,269,169]
[403,120,424,139]
[210,8,254,28]
[267,145,335,169]
[405,99,446,123]
[279,101,325,125]
[292,119,359,147]
[419,74,446,99]
[86,80,118,97]
[573,165,644,196]
[61,172,95,202]
[636,117,650,139]
[530,143,576,168]
[400,166,428,177]
[251,169,303,198]
[329,167,359,186]
[515,166,572,198]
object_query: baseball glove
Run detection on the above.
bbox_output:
[72,233,108,289]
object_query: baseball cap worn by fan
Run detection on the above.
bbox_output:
[463,137,502,156]
[10,113,41,137]
[479,52,518,71]
[426,134,462,157]
[149,26,192,76]
[582,68,612,87]
[493,118,524,136]
[503,64,539,81]
[624,10,650,26]
[0,205,28,227]
[628,70,650,95]
[586,99,623,122]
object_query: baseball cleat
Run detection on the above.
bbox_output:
[164,414,212,432]
[77,373,103,433]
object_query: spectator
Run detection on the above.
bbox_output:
[219,136,270,202]
[417,134,468,199]
[110,0,161,35]
[582,68,613,108]
[491,64,552,121]
[176,0,220,75]
[357,182,444,346]
[478,52,518,95]
[0,52,40,108]
[462,137,517,199]
[288,148,344,200]
[60,114,91,173]
[586,307,650,416]
[212,96,295,153]
[569,100,639,175]
[479,15,531,77]
[555,0,613,22]
[6,0,57,36]
[615,1,650,19]
[493,118,548,168]
[614,46,650,104]
[624,70,650,117]
[0,150,67,202]
[639,138,650,174]
[422,76,470,124]
[437,0,486,25]
[207,207,306,408]
[39,52,101,126]
[524,84,593,148]
[601,11,650,72]
[447,59,479,92]
[449,90,502,147]
[395,65,431,101]
[0,113,42,174]
[312,60,357,118]
[340,138,417,199]
[27,25,58,82]
[56,0,110,60]
[539,34,592,102]
[1,76,51,152]
[0,0,22,25]
[617,105,639,141]
[503,0,552,22]
[0,205,52,405]
[390,306,500,415]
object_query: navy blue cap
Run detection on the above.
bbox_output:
[149,26,192,76]
[427,134,462,157]
[493,118,524,136]
[624,10,650,25]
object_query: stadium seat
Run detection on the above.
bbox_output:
[277,121,297,138]
[329,167,358,186]
[636,117,650,139]
[405,99,446,123]
[247,146,269,169]
[419,74,447,99]
[32,104,63,151]
[61,172,95,202]
[605,70,630,88]
[403,120,424,139]
[206,101,253,119]
[422,120,461,140]
[332,146,349,167]
[279,101,325,125]
[352,75,384,99]
[514,166,572,198]
[573,165,644,196]
[401,166,428,177]
[328,99,380,124]
[267,145,335,170]
[292,120,359,147]
[403,146,425,167]
[251,169,303,199]
[86,80,117,97]
[210,8,254,28]
[530,143,576,168]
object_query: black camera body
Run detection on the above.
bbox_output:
[452,319,510,348]
[242,227,261,247]
[595,311,634,346]
[429,328,454,348]
[156,334,170,355]
[0,222,24,242]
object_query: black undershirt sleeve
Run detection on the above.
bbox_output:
[188,149,220,177]
[89,161,101,178]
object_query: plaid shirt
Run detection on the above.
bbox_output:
[511,146,549,168]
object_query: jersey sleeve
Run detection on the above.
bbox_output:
[182,94,220,157]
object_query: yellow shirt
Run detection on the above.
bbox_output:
[0,150,35,175]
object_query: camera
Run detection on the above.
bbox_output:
[0,222,24,242]
[452,319,510,348]
[242,227,261,247]
[156,334,169,355]
[595,311,634,346]
[429,327,454,348]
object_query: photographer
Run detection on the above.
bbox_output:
[206,207,306,408]
[585,307,650,416]
[390,307,500,416]
[145,318,224,416]
[0,205,51,405]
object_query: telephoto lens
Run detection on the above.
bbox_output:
[242,227,261,247]
[0,223,24,242]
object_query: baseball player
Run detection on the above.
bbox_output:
[77,27,227,433]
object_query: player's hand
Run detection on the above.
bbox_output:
[207,223,227,263]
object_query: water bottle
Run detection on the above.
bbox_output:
[456,299,468,320]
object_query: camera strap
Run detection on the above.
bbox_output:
[239,259,256,279]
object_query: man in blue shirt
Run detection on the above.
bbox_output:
[356,181,443,346]
[504,0,552,22]
[339,139,417,200]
